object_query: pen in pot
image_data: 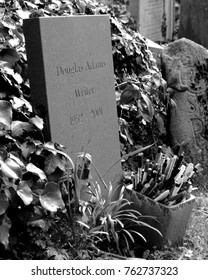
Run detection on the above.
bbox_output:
[157,173,166,188]
[187,180,193,193]
[174,164,186,183]
[173,144,182,156]
[159,153,166,173]
[141,158,150,184]
[150,173,166,199]
[155,146,162,166]
[137,152,143,184]
[141,177,155,195]
[170,164,186,197]
[171,152,184,178]
[166,155,178,180]
[162,154,183,191]
[131,173,136,190]
[164,157,171,176]
[154,189,170,202]
[144,167,152,183]
[186,163,201,181]
[144,170,157,196]
[181,163,194,184]
[155,145,162,160]
[140,167,152,194]
[166,190,187,206]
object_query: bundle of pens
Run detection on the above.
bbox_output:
[132,146,201,206]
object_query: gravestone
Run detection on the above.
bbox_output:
[161,38,208,185]
[23,15,122,197]
[179,0,208,48]
[129,0,175,41]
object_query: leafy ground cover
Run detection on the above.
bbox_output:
[0,0,207,260]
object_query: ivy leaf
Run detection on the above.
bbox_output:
[0,48,20,69]
[138,93,154,122]
[1,17,16,30]
[24,1,39,9]
[119,14,129,24]
[0,158,22,179]
[17,181,33,206]
[44,153,66,175]
[39,182,65,212]
[119,118,133,144]
[13,72,23,84]
[0,25,10,40]
[20,141,36,159]
[29,115,44,130]
[0,193,9,215]
[43,142,74,169]
[0,147,8,161]
[5,158,22,178]
[43,141,66,154]
[11,121,34,137]
[9,152,25,168]
[0,100,12,129]
[4,186,18,205]
[15,9,31,20]
[12,28,25,45]
[120,83,141,105]
[0,214,11,248]
[20,142,35,159]
[26,163,47,180]
[44,153,59,175]
[28,219,50,232]
[33,205,47,217]
[155,114,166,135]
[11,96,32,112]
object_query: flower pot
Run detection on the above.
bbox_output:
[124,188,196,249]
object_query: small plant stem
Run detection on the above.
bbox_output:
[115,81,128,89]
[66,161,77,243]
[90,160,108,189]
[102,143,155,178]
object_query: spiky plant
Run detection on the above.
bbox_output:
[77,183,162,256]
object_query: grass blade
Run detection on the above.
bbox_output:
[102,143,155,177]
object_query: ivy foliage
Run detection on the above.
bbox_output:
[0,0,167,258]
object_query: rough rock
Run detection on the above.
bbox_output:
[161,38,208,183]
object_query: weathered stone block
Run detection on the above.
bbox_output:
[129,0,175,41]
[161,38,208,180]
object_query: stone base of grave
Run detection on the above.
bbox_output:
[124,188,195,249]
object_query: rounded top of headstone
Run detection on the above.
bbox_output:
[161,38,208,93]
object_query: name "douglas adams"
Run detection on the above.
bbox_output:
[56,60,106,78]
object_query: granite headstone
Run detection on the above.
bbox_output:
[23,15,122,197]
[129,0,175,41]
